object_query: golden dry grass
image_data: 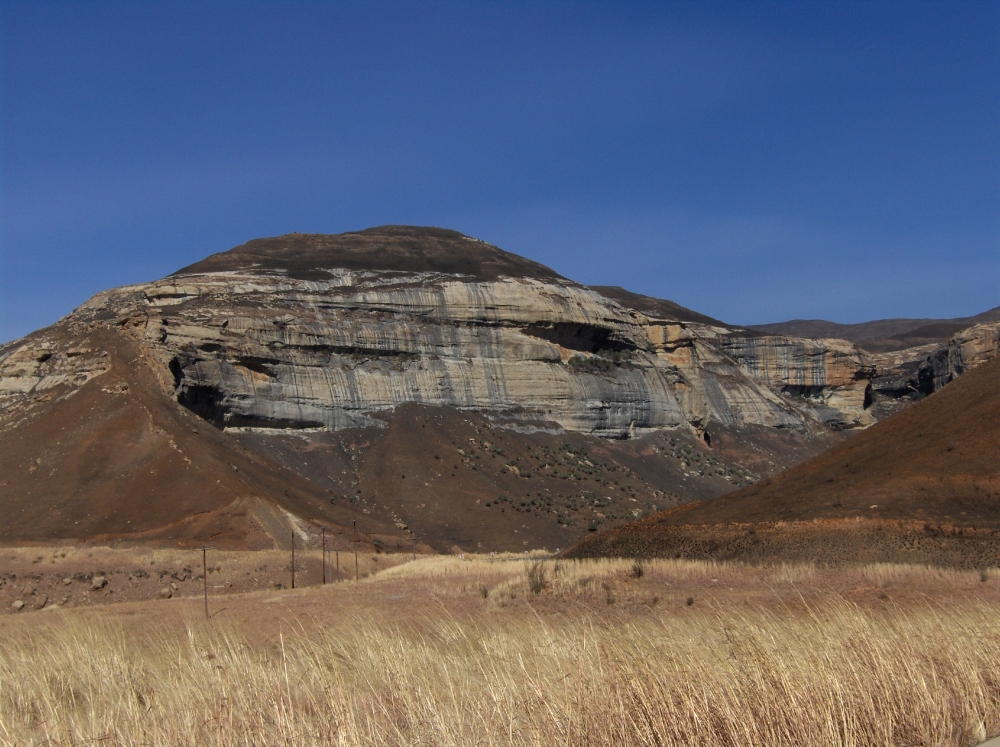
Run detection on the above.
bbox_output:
[1,555,998,746]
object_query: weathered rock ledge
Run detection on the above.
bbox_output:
[0,228,894,442]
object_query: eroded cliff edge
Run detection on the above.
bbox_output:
[2,227,870,441]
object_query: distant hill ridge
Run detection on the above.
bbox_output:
[750,306,1000,353]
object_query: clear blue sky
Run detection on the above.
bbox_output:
[2,1,998,343]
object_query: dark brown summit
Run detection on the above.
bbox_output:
[589,286,730,327]
[173,225,567,283]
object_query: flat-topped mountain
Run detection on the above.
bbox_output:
[1,226,994,552]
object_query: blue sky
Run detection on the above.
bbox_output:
[1,1,998,342]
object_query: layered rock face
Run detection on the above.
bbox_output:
[101,271,821,439]
[1,227,877,442]
[714,335,876,429]
[144,272,685,438]
[918,322,1000,392]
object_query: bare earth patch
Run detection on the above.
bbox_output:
[0,545,404,613]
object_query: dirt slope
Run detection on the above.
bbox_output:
[565,356,1000,567]
[0,325,396,549]
[237,402,779,553]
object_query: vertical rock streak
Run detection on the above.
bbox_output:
[2,266,908,440]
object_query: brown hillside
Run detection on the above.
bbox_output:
[588,286,729,327]
[0,323,787,554]
[564,356,1000,567]
[0,325,396,549]
[173,226,565,283]
[235,402,776,554]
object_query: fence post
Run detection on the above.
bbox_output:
[291,531,295,589]
[322,528,326,585]
[202,547,209,619]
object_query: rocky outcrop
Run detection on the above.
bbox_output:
[86,270,821,439]
[918,322,1000,393]
[1,227,876,444]
[713,335,876,429]
[863,322,1000,419]
[146,273,689,437]
[0,338,109,400]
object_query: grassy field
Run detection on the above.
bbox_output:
[1,554,998,746]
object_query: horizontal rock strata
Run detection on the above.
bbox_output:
[714,335,876,429]
[1,229,888,444]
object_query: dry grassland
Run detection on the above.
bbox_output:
[1,555,998,746]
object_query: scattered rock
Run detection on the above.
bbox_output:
[91,576,107,590]
[62,577,73,585]
[158,587,173,599]
[169,581,178,590]
[11,600,24,611]
[34,594,48,609]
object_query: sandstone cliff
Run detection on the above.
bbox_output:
[918,322,1000,392]
[863,321,1000,419]
[713,335,876,429]
[1,227,884,446]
